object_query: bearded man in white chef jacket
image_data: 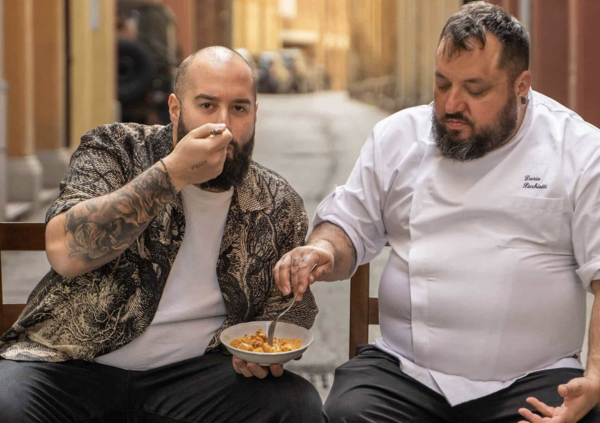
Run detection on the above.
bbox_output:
[275,2,600,422]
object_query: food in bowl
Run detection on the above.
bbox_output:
[220,321,313,365]
[230,329,302,353]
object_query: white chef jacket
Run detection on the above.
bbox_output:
[314,90,600,405]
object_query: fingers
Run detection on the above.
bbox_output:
[232,356,252,377]
[188,123,227,140]
[246,362,269,379]
[232,357,269,379]
[558,379,585,398]
[290,256,301,299]
[291,254,320,302]
[525,397,555,417]
[517,407,548,423]
[275,254,292,295]
[207,128,233,152]
[270,364,284,377]
[186,124,233,151]
[274,247,330,299]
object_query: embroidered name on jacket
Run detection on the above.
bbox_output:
[523,175,547,189]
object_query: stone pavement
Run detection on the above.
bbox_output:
[2,91,594,402]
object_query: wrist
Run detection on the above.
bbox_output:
[585,355,600,378]
[584,370,600,383]
[161,155,186,193]
[307,239,335,259]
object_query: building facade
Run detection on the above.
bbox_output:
[1,0,116,220]
[348,0,600,131]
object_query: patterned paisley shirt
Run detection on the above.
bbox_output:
[0,123,318,362]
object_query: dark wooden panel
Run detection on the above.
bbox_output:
[0,222,46,251]
[369,297,379,325]
[349,262,370,359]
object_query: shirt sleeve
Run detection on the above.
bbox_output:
[313,128,387,276]
[573,147,600,293]
[45,124,130,224]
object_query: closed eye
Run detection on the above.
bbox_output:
[467,89,487,97]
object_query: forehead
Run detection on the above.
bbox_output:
[186,57,255,100]
[435,34,505,81]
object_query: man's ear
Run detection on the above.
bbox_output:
[515,70,532,102]
[168,94,180,126]
[255,102,259,124]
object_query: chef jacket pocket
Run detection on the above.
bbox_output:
[498,196,564,249]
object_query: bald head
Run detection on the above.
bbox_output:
[174,46,257,101]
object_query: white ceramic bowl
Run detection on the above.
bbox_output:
[220,321,313,365]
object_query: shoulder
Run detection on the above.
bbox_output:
[372,104,433,152]
[79,123,167,149]
[246,162,306,212]
[374,103,433,138]
[362,104,432,179]
[530,91,600,160]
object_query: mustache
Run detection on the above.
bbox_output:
[443,113,474,126]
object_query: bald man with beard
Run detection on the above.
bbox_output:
[0,47,326,423]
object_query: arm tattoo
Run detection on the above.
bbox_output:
[64,164,175,265]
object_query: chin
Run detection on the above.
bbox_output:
[447,130,470,141]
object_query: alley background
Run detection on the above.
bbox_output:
[1,0,600,400]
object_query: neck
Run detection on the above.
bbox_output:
[193,184,229,193]
[496,100,528,150]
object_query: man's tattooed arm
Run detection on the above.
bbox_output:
[307,222,357,281]
[46,163,176,278]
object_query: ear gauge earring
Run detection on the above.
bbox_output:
[520,96,527,106]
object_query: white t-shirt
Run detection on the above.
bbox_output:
[314,90,600,405]
[96,185,232,370]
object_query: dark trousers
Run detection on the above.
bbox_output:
[325,345,600,423]
[0,353,327,423]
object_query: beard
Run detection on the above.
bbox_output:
[177,113,254,191]
[432,92,518,162]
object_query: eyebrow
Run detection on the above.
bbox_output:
[194,93,252,105]
[435,72,488,85]
[464,78,486,84]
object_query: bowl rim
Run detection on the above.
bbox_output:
[220,321,314,357]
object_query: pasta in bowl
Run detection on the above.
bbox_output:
[220,321,313,365]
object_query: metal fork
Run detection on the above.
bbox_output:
[267,262,318,346]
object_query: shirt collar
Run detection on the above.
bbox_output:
[234,162,270,212]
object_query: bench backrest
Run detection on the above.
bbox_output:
[0,222,46,332]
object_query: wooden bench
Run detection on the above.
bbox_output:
[0,222,46,332]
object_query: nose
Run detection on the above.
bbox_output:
[215,109,231,128]
[444,88,467,115]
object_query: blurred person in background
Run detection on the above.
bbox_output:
[0,46,325,423]
[277,2,600,422]
[117,1,178,125]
